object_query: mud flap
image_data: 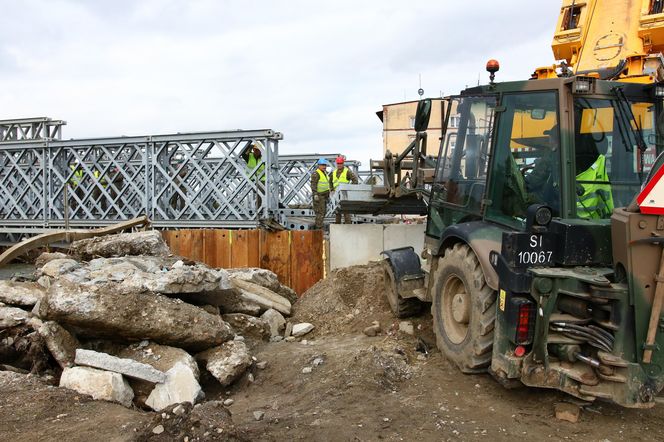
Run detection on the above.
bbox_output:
[381,247,425,300]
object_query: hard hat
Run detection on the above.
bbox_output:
[317,157,328,165]
[335,156,345,164]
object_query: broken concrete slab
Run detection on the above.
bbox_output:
[60,366,134,407]
[260,309,286,338]
[35,252,69,269]
[40,280,233,351]
[292,323,315,337]
[196,341,251,387]
[231,279,291,316]
[118,341,199,408]
[70,230,171,260]
[146,362,202,411]
[0,281,45,307]
[222,313,270,343]
[75,349,166,383]
[227,268,298,304]
[214,292,262,316]
[118,342,199,379]
[40,259,79,278]
[29,318,80,369]
[0,305,31,328]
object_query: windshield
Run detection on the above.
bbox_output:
[573,97,657,218]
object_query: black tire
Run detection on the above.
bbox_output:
[382,261,422,318]
[431,243,496,373]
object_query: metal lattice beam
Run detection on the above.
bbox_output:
[0,128,282,231]
[0,118,66,143]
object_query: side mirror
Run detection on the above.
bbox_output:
[414,98,432,132]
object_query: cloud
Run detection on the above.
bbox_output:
[0,0,564,166]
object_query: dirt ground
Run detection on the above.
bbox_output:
[2,262,664,441]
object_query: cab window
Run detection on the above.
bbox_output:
[486,92,560,229]
[573,97,657,219]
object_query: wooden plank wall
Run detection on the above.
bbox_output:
[162,229,323,296]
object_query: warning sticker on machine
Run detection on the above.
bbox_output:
[499,289,506,311]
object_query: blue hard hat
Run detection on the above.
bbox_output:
[317,157,328,165]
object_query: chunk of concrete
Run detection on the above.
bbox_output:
[70,230,171,260]
[146,362,202,411]
[75,349,166,383]
[35,252,69,269]
[399,321,414,336]
[222,313,270,342]
[118,342,199,379]
[40,280,233,351]
[260,309,286,338]
[292,323,315,337]
[30,318,80,368]
[60,366,134,407]
[363,321,381,337]
[141,265,232,295]
[231,279,291,316]
[214,292,262,316]
[555,402,581,423]
[196,341,251,387]
[227,268,298,304]
[82,257,234,298]
[0,305,31,328]
[0,281,45,307]
[118,342,199,407]
[40,259,79,278]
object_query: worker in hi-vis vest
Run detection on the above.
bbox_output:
[329,156,358,224]
[576,154,614,219]
[311,158,332,229]
[242,142,266,213]
[68,161,85,212]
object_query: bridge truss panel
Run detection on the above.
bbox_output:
[0,130,282,231]
[0,118,66,143]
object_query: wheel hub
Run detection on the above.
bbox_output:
[451,293,470,323]
[440,274,470,344]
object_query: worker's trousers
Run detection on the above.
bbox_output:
[313,194,328,229]
[335,211,352,224]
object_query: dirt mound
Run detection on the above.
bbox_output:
[293,262,397,335]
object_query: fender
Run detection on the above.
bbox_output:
[435,221,508,291]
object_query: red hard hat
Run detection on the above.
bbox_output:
[335,156,345,164]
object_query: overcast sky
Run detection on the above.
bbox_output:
[0,0,563,167]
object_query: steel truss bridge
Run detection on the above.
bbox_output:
[0,118,384,236]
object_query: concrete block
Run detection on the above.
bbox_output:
[75,349,166,383]
[146,362,202,411]
[261,309,286,337]
[383,224,426,258]
[292,323,315,337]
[330,224,384,270]
[60,366,134,407]
[196,341,251,387]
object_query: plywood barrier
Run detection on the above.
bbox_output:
[162,229,324,296]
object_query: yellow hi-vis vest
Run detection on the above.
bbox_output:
[93,170,108,188]
[246,152,266,182]
[332,167,350,187]
[70,165,83,187]
[316,169,330,193]
[576,154,614,219]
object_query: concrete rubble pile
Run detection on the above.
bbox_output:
[0,230,315,411]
